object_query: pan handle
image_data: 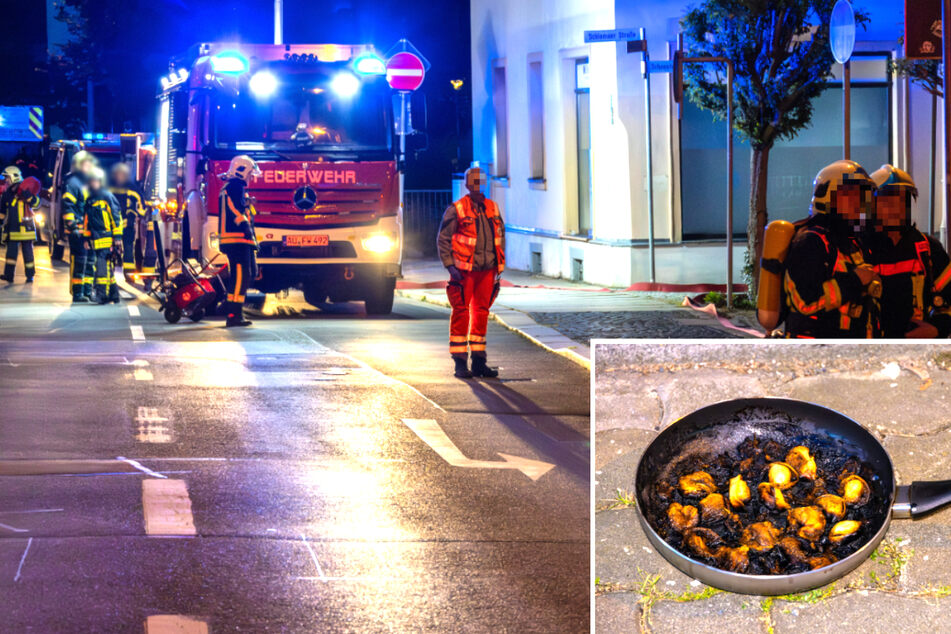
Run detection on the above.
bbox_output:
[893,481,951,518]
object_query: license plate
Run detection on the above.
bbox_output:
[284,234,330,247]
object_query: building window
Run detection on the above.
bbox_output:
[528,55,545,183]
[492,62,509,178]
[575,58,592,235]
[679,52,892,239]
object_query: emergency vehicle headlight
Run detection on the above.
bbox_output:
[211,52,249,75]
[331,72,361,98]
[354,55,386,75]
[362,234,396,253]
[249,71,278,97]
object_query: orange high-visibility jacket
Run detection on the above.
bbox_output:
[450,195,505,273]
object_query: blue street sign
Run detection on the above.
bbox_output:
[584,28,641,43]
[0,106,43,142]
[647,60,674,74]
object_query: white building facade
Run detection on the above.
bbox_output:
[470,0,933,288]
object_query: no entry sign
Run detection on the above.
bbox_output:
[386,52,425,91]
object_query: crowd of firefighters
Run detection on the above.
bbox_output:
[764,159,951,339]
[0,150,157,304]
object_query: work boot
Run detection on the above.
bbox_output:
[72,294,89,303]
[25,277,33,284]
[95,290,109,305]
[0,274,12,283]
[453,356,473,379]
[225,308,252,327]
[108,287,121,303]
[471,356,499,378]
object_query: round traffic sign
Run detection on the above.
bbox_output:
[830,0,856,64]
[386,52,426,91]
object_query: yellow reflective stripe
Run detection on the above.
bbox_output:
[63,192,76,203]
[449,335,468,343]
[93,237,113,249]
[63,213,75,221]
[7,231,36,240]
[935,263,951,292]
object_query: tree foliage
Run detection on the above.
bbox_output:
[681,0,869,152]
[890,57,942,98]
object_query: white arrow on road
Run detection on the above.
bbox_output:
[402,418,555,481]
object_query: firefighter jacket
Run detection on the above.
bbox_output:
[218,178,256,247]
[783,215,879,338]
[867,228,951,338]
[111,184,146,226]
[437,194,506,272]
[82,189,122,249]
[62,172,88,234]
[0,187,39,242]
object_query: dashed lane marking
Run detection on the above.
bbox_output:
[128,305,140,317]
[130,325,145,341]
[144,615,209,634]
[142,479,196,536]
[13,537,32,582]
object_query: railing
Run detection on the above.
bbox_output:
[402,189,453,258]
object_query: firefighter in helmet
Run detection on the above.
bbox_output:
[82,167,123,304]
[110,162,153,276]
[867,164,951,338]
[63,150,97,302]
[0,166,40,283]
[783,160,881,338]
[436,166,505,378]
[218,155,260,327]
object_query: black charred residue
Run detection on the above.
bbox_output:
[643,433,888,576]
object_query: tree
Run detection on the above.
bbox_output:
[681,0,868,293]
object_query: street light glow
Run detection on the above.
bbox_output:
[330,72,361,98]
[249,71,278,97]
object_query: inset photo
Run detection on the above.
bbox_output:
[594,341,951,632]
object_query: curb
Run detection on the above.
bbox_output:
[396,288,591,370]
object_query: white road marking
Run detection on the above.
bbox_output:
[144,615,209,634]
[130,325,145,341]
[13,537,32,582]
[0,508,63,515]
[118,456,168,478]
[300,533,328,582]
[127,305,140,317]
[402,418,556,481]
[0,521,28,533]
[133,407,173,443]
[142,479,196,536]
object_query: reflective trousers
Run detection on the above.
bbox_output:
[4,240,34,281]
[222,244,254,319]
[68,232,91,298]
[91,247,116,303]
[447,268,499,358]
[122,216,157,274]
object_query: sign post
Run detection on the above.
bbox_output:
[584,27,658,283]
[385,42,428,225]
[830,0,856,160]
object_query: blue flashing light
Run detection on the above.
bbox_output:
[211,52,249,75]
[354,54,386,75]
[83,133,92,140]
[331,72,361,98]
[249,71,278,97]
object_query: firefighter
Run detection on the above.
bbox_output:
[867,164,951,338]
[82,167,123,304]
[63,150,97,302]
[0,166,40,283]
[437,166,505,378]
[110,162,149,275]
[783,160,881,338]
[218,155,260,327]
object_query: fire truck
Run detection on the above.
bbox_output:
[155,43,407,314]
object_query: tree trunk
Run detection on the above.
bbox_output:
[748,147,770,298]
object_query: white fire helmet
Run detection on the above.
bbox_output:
[810,159,875,217]
[220,155,262,182]
[2,166,22,186]
[87,166,105,185]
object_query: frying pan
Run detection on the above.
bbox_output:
[633,398,951,595]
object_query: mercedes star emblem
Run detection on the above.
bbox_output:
[293,185,317,210]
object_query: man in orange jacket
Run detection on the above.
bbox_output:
[436,166,505,378]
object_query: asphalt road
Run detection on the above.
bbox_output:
[0,253,589,633]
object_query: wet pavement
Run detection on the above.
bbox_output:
[595,343,951,634]
[0,252,589,632]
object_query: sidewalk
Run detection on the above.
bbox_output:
[397,260,759,363]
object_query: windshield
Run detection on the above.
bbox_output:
[212,66,391,155]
